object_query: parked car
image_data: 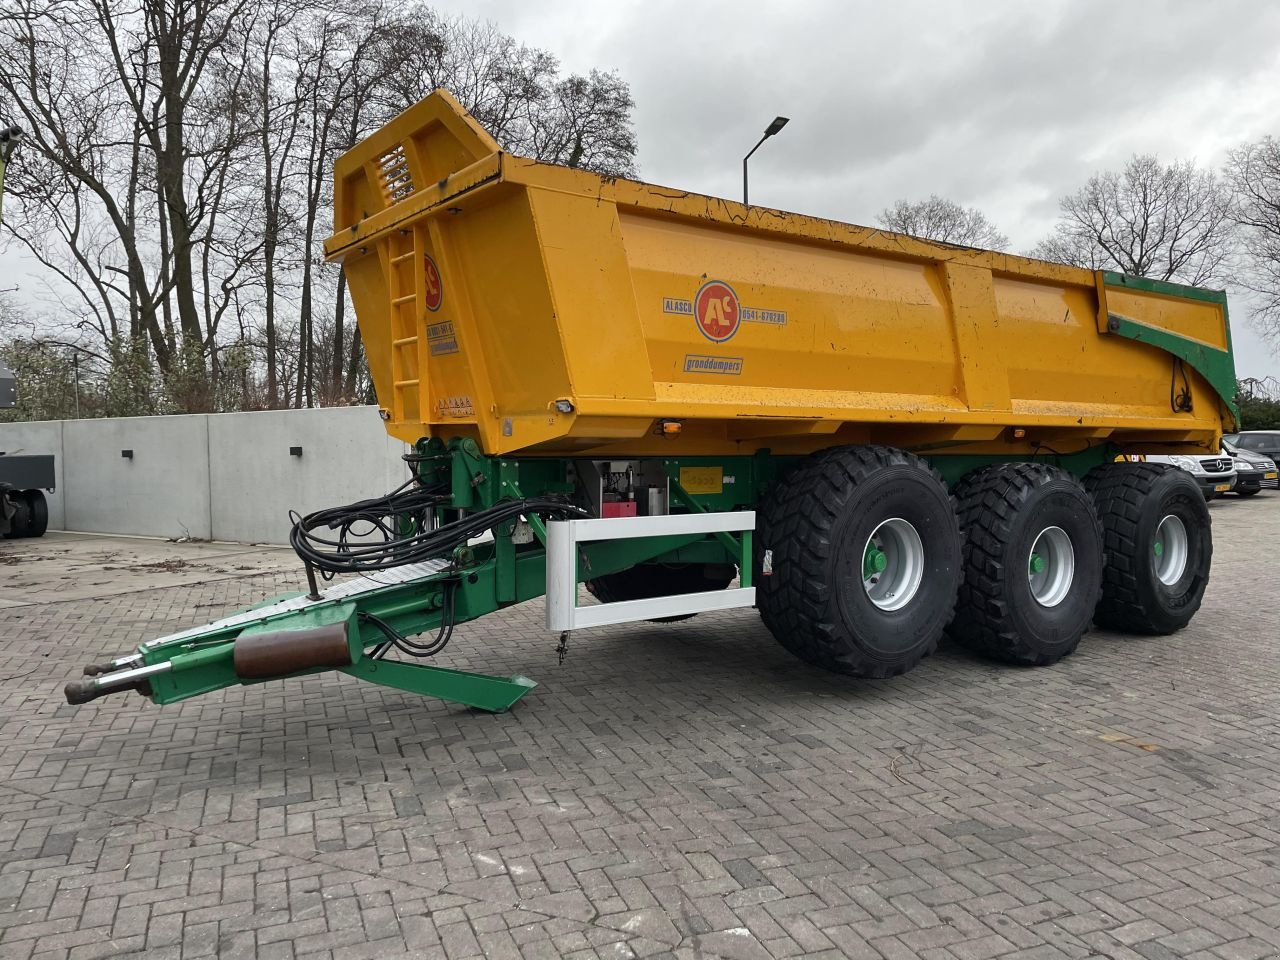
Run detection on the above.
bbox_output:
[1142,453,1236,500]
[1222,437,1278,496]
[1223,432,1280,489]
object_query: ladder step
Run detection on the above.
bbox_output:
[394,379,420,389]
[392,293,415,305]
[391,251,415,264]
[393,336,419,347]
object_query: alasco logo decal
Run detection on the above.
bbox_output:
[663,281,789,336]
[423,253,443,312]
[693,280,741,343]
[665,277,787,376]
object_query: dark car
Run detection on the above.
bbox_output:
[1224,432,1280,489]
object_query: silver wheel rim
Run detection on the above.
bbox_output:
[862,518,925,612]
[1154,514,1188,586]
[1028,525,1074,607]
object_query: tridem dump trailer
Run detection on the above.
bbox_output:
[66,90,1237,712]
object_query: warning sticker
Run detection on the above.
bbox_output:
[436,395,474,418]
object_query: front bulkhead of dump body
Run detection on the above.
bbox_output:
[326,90,1236,460]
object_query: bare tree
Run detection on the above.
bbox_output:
[0,0,259,407]
[1032,155,1234,286]
[0,0,640,418]
[878,195,1009,250]
[382,13,638,177]
[1225,137,1280,343]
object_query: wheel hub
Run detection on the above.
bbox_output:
[1153,514,1188,585]
[862,518,925,612]
[1027,526,1075,608]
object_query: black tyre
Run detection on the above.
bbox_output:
[4,491,33,539]
[951,464,1103,665]
[21,490,48,538]
[1085,462,1211,634]
[586,562,736,623]
[757,445,962,678]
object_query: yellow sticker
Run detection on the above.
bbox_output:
[679,466,723,495]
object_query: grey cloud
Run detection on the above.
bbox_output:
[435,0,1280,375]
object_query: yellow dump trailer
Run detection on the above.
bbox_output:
[326,90,1235,462]
[62,90,1240,715]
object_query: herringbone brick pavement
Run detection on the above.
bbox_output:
[1,497,1278,959]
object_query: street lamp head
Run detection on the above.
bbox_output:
[0,125,23,162]
[764,116,789,138]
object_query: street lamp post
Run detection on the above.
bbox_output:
[0,125,25,226]
[742,116,789,206]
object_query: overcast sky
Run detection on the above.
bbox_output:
[434,0,1280,380]
[4,0,1280,379]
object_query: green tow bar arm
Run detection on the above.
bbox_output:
[64,443,751,713]
[65,563,540,713]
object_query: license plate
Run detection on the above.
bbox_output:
[1214,483,1231,492]
[1267,472,1278,480]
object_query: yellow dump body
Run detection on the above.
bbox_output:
[324,90,1236,459]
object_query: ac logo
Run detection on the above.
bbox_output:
[424,254,443,312]
[694,280,740,343]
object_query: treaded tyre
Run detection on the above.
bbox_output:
[1085,461,1211,634]
[757,445,962,678]
[21,490,48,538]
[586,562,736,623]
[951,463,1103,665]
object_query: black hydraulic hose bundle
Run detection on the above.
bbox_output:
[288,479,587,575]
[290,479,587,660]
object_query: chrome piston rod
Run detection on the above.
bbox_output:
[65,661,170,705]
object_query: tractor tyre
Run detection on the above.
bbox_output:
[950,464,1103,665]
[1084,461,1211,634]
[20,490,48,538]
[757,445,962,678]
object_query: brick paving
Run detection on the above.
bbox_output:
[1,496,1279,960]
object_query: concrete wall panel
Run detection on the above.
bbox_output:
[61,415,212,539]
[207,406,409,544]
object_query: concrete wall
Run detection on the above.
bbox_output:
[63,413,213,540]
[0,406,410,544]
[208,407,409,544]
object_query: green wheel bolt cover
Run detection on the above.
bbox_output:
[1029,553,1045,574]
[1153,541,1163,557]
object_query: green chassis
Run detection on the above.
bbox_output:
[112,439,1120,713]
